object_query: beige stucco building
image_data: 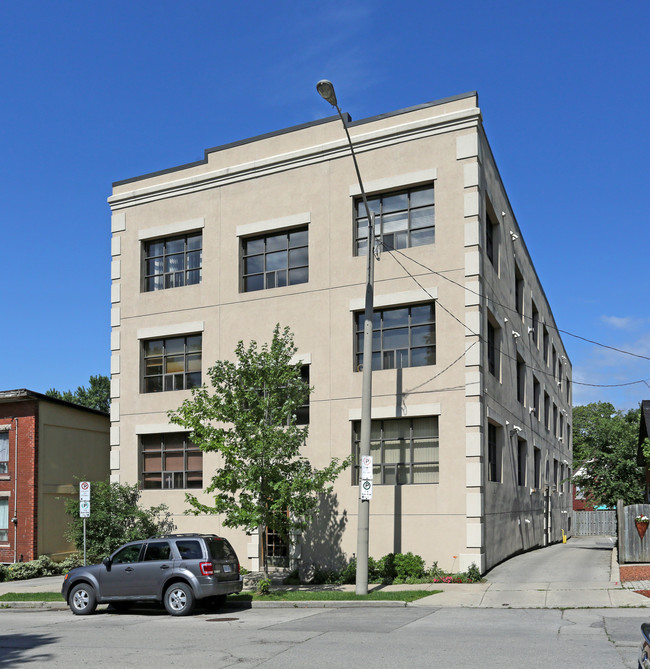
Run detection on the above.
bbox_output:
[108,91,572,574]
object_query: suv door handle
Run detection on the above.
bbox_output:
[125,567,134,572]
[160,564,170,569]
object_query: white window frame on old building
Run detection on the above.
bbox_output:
[0,431,8,474]
[0,497,8,542]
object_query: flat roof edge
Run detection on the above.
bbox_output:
[111,91,478,188]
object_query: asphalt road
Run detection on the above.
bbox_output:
[0,604,646,668]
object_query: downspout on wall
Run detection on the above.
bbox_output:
[13,417,18,563]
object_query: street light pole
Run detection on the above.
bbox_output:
[317,80,375,595]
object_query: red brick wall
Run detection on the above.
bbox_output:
[0,401,39,563]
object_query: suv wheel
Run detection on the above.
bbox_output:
[69,583,97,615]
[164,583,195,616]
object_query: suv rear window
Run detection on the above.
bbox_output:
[207,538,237,561]
[176,540,203,560]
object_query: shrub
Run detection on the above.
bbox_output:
[0,565,7,582]
[256,577,271,595]
[465,562,482,583]
[393,552,426,580]
[311,567,339,585]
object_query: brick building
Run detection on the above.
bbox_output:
[0,390,110,563]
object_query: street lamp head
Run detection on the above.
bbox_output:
[316,79,338,107]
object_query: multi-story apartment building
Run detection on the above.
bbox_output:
[108,91,572,574]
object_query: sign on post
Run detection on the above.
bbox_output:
[79,481,91,501]
[360,456,373,500]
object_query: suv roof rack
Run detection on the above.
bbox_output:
[149,533,219,539]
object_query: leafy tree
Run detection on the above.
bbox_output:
[169,325,350,574]
[46,374,110,413]
[572,402,643,508]
[64,481,176,563]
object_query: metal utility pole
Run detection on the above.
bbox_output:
[316,80,375,595]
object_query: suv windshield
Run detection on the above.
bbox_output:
[207,538,236,560]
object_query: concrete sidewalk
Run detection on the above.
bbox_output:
[3,539,650,609]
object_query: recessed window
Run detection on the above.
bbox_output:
[533,377,541,420]
[544,391,551,430]
[0,432,8,474]
[517,438,527,487]
[355,303,435,371]
[354,185,434,255]
[242,227,308,292]
[142,335,202,393]
[533,447,541,489]
[486,199,499,270]
[0,498,7,542]
[143,232,202,292]
[515,264,524,315]
[296,366,310,426]
[531,301,539,348]
[352,416,439,485]
[516,356,526,405]
[140,433,202,489]
[487,318,500,379]
[488,423,502,483]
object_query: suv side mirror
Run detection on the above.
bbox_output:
[102,557,112,571]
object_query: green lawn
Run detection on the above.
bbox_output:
[0,592,64,602]
[230,589,439,602]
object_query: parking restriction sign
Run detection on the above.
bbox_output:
[360,478,373,501]
[79,481,91,501]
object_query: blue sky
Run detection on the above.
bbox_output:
[1,1,648,410]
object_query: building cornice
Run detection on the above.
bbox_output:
[108,107,481,211]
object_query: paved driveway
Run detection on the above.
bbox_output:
[486,535,615,583]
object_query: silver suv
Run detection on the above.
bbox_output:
[61,533,243,616]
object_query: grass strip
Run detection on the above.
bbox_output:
[0,592,64,602]
[230,589,439,602]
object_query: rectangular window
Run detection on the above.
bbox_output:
[486,200,499,269]
[140,433,202,490]
[142,335,202,393]
[488,423,502,483]
[352,416,439,485]
[533,447,541,489]
[553,403,558,437]
[517,438,527,487]
[516,356,526,405]
[544,391,550,430]
[487,318,500,378]
[354,185,434,255]
[143,232,202,292]
[295,365,310,426]
[553,459,559,487]
[0,432,8,474]
[559,412,565,441]
[552,348,557,381]
[242,227,308,292]
[355,303,435,371]
[533,377,541,420]
[543,328,550,366]
[531,301,539,348]
[515,264,524,315]
[0,498,8,542]
[557,360,563,390]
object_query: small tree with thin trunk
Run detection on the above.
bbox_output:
[169,325,350,575]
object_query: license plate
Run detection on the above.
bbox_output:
[223,564,231,572]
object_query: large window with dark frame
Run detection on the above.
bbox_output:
[241,227,308,292]
[487,318,500,378]
[354,184,434,255]
[143,232,202,292]
[517,438,527,487]
[486,200,499,269]
[355,303,435,371]
[352,416,439,485]
[140,433,202,490]
[142,335,202,393]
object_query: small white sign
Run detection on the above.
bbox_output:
[79,481,91,501]
[360,478,373,501]
[80,501,90,518]
[361,456,373,480]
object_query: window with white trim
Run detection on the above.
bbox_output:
[352,416,439,485]
[0,432,8,474]
[0,498,8,542]
[354,184,434,255]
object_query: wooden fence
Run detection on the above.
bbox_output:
[617,502,650,564]
[574,510,617,536]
